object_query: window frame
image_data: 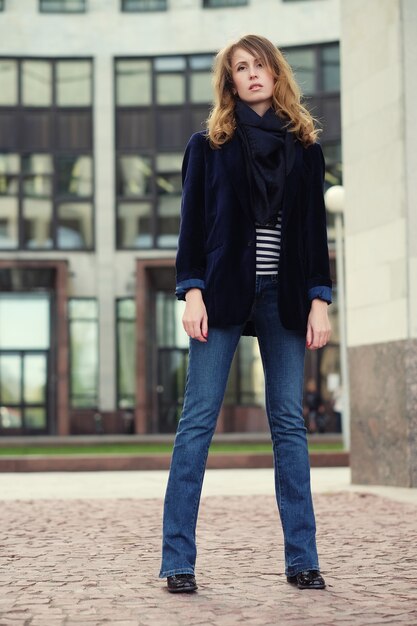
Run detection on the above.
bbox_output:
[0,56,95,252]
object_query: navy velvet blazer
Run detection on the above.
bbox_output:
[175,131,332,336]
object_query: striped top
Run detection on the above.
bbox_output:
[255,213,282,275]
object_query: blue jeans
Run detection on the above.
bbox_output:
[159,274,320,578]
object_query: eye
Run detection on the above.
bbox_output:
[237,65,245,72]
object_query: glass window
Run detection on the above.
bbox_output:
[0,198,18,249]
[284,48,316,95]
[190,72,212,103]
[155,57,186,105]
[122,0,167,10]
[203,0,248,6]
[0,295,50,350]
[322,44,340,93]
[22,60,53,106]
[117,201,152,248]
[69,298,98,408]
[57,155,93,197]
[24,354,47,403]
[0,60,18,106]
[22,154,53,198]
[57,202,93,249]
[23,198,53,249]
[0,355,21,404]
[56,60,92,106]
[116,299,136,409]
[0,1,4,11]
[156,153,182,248]
[116,60,152,106]
[40,0,86,12]
[117,155,152,197]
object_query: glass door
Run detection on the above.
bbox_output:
[0,294,51,434]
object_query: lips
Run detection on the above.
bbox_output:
[249,83,263,91]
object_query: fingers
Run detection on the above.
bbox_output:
[306,326,331,350]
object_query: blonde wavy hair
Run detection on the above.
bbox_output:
[206,34,320,148]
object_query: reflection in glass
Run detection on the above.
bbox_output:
[117,156,152,197]
[0,355,21,404]
[156,74,185,105]
[69,299,97,320]
[57,202,93,249]
[0,154,20,175]
[285,48,315,95]
[189,55,213,71]
[117,201,152,248]
[0,60,18,105]
[322,44,340,93]
[70,320,98,408]
[24,355,46,403]
[0,295,50,349]
[156,154,182,172]
[22,61,52,106]
[40,0,86,12]
[156,159,181,248]
[190,72,213,103]
[156,293,188,349]
[25,407,46,429]
[0,197,18,249]
[155,57,186,72]
[0,407,22,429]
[23,198,53,249]
[22,154,53,174]
[57,156,93,197]
[117,299,136,408]
[56,61,92,106]
[116,60,152,106]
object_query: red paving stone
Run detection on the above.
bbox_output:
[1,492,417,625]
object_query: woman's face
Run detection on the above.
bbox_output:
[231,47,275,116]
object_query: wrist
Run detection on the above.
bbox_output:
[311,298,328,307]
[185,288,203,301]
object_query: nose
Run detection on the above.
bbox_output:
[249,66,258,79]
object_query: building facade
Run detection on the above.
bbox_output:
[0,0,341,436]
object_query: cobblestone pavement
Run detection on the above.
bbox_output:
[1,491,417,626]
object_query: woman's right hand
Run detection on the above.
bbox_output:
[182,289,208,342]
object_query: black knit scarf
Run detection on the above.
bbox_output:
[235,100,295,226]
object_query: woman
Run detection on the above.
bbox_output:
[159,34,332,593]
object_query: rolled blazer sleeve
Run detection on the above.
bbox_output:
[304,142,332,305]
[175,133,207,301]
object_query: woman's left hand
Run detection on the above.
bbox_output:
[306,299,331,350]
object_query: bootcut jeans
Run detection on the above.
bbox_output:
[159,274,321,579]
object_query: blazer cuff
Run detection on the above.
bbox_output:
[308,285,332,304]
[175,278,205,301]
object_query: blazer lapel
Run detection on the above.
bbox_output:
[220,135,252,221]
[281,141,304,233]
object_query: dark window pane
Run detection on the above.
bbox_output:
[56,60,92,106]
[117,155,152,197]
[0,60,18,105]
[116,110,154,150]
[203,0,248,6]
[122,0,167,10]
[322,44,340,93]
[285,48,316,95]
[57,155,93,197]
[117,201,152,248]
[57,111,92,150]
[23,199,53,249]
[57,202,93,249]
[116,60,152,106]
[40,0,86,12]
[22,61,52,106]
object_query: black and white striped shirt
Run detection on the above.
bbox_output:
[255,213,282,275]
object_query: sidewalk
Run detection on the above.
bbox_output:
[1,468,417,625]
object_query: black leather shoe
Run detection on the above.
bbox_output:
[167,574,198,593]
[287,569,326,589]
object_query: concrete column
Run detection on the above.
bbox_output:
[341,0,417,486]
[94,53,116,411]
